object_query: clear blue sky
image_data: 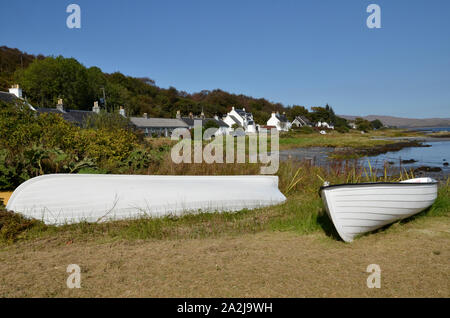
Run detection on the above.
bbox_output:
[1,0,449,118]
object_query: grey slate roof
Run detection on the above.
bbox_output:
[130,117,189,129]
[276,113,289,123]
[181,117,229,128]
[36,108,94,126]
[293,115,312,126]
[0,92,18,103]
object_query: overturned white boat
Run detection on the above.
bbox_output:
[6,174,286,225]
[320,177,438,242]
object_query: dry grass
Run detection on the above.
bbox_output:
[0,192,13,205]
[0,215,448,297]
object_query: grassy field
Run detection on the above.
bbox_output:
[278,129,426,150]
[0,160,449,297]
[1,217,448,297]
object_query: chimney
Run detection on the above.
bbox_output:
[189,112,193,119]
[143,113,148,119]
[200,111,205,119]
[119,106,126,117]
[243,108,246,112]
[214,114,219,120]
[92,101,100,114]
[56,98,64,112]
[271,111,276,118]
[176,110,181,119]
[231,106,235,111]
[9,84,22,98]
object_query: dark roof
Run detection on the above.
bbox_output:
[0,91,36,110]
[293,115,312,125]
[0,92,18,103]
[276,113,289,123]
[36,108,94,126]
[181,117,229,128]
[130,117,188,129]
[235,109,253,119]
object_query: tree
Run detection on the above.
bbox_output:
[14,56,92,109]
[370,119,383,130]
[355,117,373,132]
[287,105,308,121]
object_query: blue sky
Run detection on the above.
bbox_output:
[1,0,449,118]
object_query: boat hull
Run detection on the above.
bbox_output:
[320,178,438,242]
[6,174,286,225]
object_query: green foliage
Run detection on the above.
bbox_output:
[0,208,46,242]
[355,117,373,132]
[0,46,43,91]
[287,105,308,121]
[291,126,314,134]
[335,125,350,133]
[0,100,153,189]
[371,119,383,130]
[83,109,131,131]
[14,56,93,109]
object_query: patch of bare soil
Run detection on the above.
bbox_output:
[0,217,449,297]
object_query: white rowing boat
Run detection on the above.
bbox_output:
[6,174,286,225]
[319,177,438,242]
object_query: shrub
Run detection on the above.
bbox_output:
[293,126,315,134]
[0,100,157,188]
[335,125,349,133]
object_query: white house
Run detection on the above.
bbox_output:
[266,111,290,132]
[291,115,312,128]
[316,121,334,130]
[223,107,257,133]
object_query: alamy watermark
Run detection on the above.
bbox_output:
[366,264,381,288]
[66,4,81,29]
[366,4,381,29]
[66,264,81,288]
[170,121,279,174]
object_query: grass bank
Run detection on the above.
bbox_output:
[278,129,426,151]
[1,162,448,245]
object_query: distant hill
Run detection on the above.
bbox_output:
[340,115,450,128]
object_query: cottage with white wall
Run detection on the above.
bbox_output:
[316,121,334,130]
[266,111,290,131]
[223,107,257,133]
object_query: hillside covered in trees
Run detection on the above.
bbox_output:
[0,46,347,127]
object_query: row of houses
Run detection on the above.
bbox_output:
[1,84,325,137]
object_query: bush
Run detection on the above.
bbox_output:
[292,126,314,134]
[0,100,156,189]
[0,208,46,242]
[335,125,349,133]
